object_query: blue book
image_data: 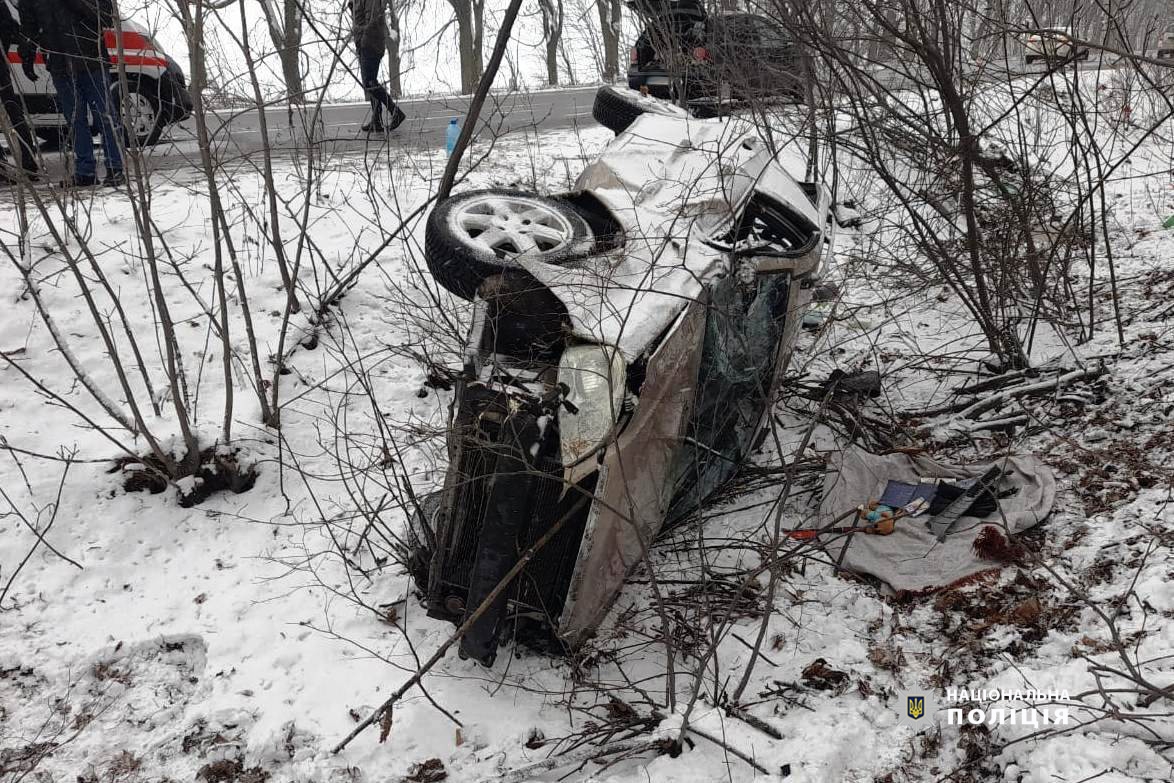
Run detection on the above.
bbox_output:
[878,480,939,509]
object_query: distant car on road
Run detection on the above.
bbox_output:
[627,1,804,108]
[1158,23,1174,60]
[3,0,192,147]
[1023,27,1089,65]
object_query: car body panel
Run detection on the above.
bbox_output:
[516,112,818,360]
[558,295,708,645]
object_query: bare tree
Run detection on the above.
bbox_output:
[447,0,486,93]
[257,0,305,102]
[385,0,405,96]
[538,0,564,85]
[595,0,622,82]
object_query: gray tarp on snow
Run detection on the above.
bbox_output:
[816,449,1056,593]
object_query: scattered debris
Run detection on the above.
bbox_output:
[110,447,258,506]
[196,759,270,783]
[403,758,447,783]
[801,658,849,690]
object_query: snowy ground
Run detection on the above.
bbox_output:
[1,79,1172,783]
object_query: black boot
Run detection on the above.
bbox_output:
[361,111,385,133]
[387,105,406,131]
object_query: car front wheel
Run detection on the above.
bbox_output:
[110,77,165,147]
[425,189,594,300]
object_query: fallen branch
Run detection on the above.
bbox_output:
[690,724,771,775]
[904,365,1105,420]
[956,365,1105,420]
[491,731,675,783]
[490,709,769,782]
[724,704,783,740]
[965,414,1029,434]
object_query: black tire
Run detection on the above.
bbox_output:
[110,76,166,148]
[592,85,648,135]
[425,189,593,301]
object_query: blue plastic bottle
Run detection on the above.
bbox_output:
[445,119,460,155]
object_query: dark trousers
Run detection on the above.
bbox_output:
[0,55,38,173]
[52,69,123,179]
[359,48,395,118]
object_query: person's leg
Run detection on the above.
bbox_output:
[358,49,383,126]
[358,48,396,129]
[361,49,404,130]
[79,69,123,176]
[0,61,39,174]
[52,72,97,181]
[369,50,394,113]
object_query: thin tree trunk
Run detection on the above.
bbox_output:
[449,0,477,94]
[595,0,621,82]
[385,1,402,97]
[472,0,485,82]
[540,0,563,86]
[258,0,304,103]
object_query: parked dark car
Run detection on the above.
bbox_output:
[627,1,805,107]
[405,87,836,666]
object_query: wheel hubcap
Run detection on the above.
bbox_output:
[453,196,577,260]
[121,93,156,137]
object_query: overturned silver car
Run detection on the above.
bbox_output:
[407,87,836,665]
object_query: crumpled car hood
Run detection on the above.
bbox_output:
[516,112,820,359]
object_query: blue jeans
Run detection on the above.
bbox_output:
[52,70,123,178]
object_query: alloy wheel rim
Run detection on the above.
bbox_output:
[452,196,577,260]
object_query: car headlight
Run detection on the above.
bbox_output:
[558,344,626,468]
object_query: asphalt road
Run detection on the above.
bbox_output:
[141,85,602,168]
[14,55,1155,175]
[143,57,1126,164]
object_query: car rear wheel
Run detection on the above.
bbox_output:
[592,85,648,134]
[111,77,166,147]
[425,189,593,300]
[592,84,694,134]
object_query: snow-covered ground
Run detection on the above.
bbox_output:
[1,74,1172,783]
